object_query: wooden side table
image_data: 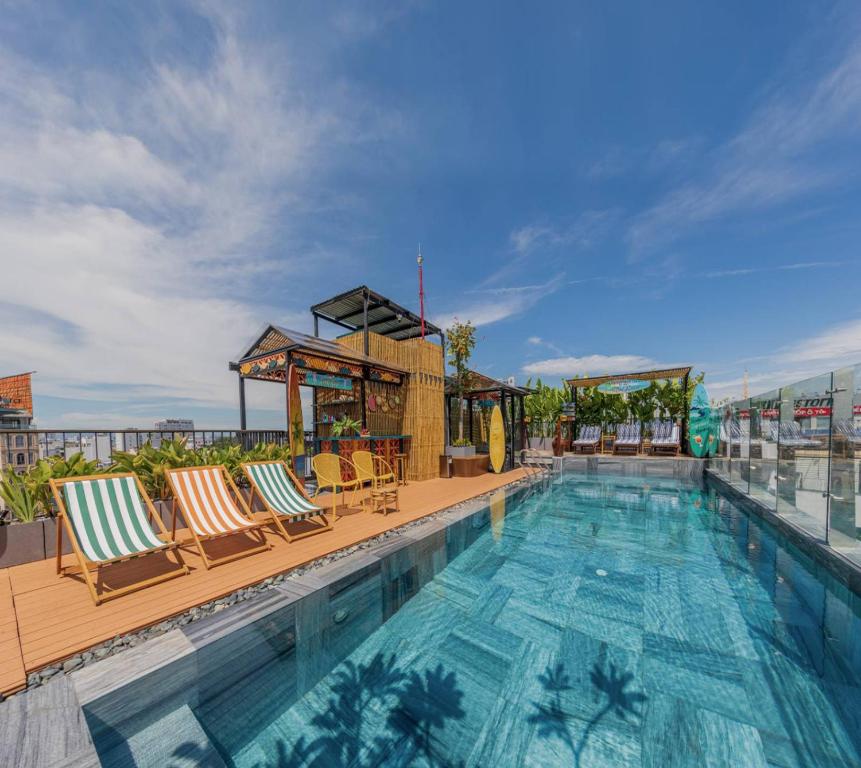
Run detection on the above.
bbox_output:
[366,486,399,516]
[601,435,615,454]
[393,453,409,485]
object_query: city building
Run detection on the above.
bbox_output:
[152,418,195,447]
[0,372,37,475]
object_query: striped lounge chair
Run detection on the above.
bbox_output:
[649,421,680,455]
[166,465,270,569]
[835,419,861,448]
[242,460,332,542]
[49,473,188,605]
[612,422,642,455]
[571,425,601,454]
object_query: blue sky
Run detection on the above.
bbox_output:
[2,0,860,428]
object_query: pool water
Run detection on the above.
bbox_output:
[140,475,861,766]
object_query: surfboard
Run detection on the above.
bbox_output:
[688,382,711,458]
[288,364,305,460]
[489,404,505,473]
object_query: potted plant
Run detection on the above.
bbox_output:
[446,320,477,457]
[331,416,362,438]
[447,438,475,458]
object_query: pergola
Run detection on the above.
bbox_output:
[565,366,692,453]
[311,285,445,346]
[229,324,407,431]
[445,370,534,470]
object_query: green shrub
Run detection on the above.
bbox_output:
[0,469,39,523]
[0,440,294,523]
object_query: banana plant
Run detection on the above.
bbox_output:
[331,416,362,437]
[0,468,39,523]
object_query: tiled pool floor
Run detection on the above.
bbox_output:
[195,476,861,767]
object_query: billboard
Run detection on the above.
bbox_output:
[0,372,33,415]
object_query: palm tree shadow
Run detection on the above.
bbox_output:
[528,660,647,768]
[171,652,466,768]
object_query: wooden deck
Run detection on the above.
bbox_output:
[0,470,526,697]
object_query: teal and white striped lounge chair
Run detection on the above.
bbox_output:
[612,422,642,455]
[242,460,332,542]
[571,425,601,454]
[649,420,680,455]
[49,473,188,605]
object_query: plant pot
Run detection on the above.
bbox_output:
[528,437,553,451]
[445,445,476,458]
[0,519,47,567]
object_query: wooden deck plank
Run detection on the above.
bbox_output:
[0,569,26,696]
[0,471,525,695]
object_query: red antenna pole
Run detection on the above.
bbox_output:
[417,245,426,338]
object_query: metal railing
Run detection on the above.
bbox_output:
[0,428,290,468]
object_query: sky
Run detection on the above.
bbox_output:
[1,0,861,429]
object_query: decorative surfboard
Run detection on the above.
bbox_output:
[288,364,305,460]
[489,404,505,474]
[688,382,711,458]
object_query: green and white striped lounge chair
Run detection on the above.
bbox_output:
[49,473,188,605]
[242,460,332,542]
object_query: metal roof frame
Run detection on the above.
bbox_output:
[445,369,535,398]
[310,286,443,342]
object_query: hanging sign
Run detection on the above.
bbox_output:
[562,402,576,415]
[301,372,353,391]
[597,379,649,394]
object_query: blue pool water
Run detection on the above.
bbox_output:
[97,474,861,767]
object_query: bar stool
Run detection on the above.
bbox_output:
[393,452,409,485]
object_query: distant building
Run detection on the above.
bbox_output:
[0,372,37,475]
[153,419,195,448]
[0,408,37,473]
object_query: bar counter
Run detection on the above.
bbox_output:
[313,434,410,480]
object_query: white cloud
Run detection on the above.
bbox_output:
[703,317,861,402]
[522,354,661,378]
[0,5,394,426]
[508,210,616,257]
[434,276,563,331]
[629,33,861,254]
[703,261,843,279]
[775,317,861,368]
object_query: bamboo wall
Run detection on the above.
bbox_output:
[338,332,445,480]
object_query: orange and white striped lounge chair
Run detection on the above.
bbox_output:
[242,460,332,542]
[49,473,188,605]
[165,465,270,569]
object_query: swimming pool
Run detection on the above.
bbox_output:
[90,473,861,767]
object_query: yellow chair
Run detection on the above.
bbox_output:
[352,450,395,487]
[311,452,362,519]
[353,451,400,516]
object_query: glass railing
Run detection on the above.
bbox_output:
[710,363,861,565]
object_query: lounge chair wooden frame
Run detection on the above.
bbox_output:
[165,465,270,570]
[50,472,189,606]
[241,460,332,542]
[311,452,363,519]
